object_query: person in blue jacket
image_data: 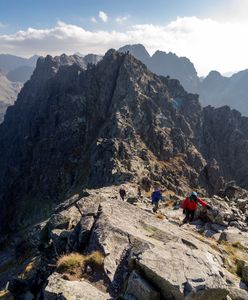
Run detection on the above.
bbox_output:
[151,188,163,212]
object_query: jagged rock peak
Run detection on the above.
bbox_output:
[118,44,151,62]
[35,53,86,73]
[205,70,224,79]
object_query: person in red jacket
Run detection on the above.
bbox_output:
[181,191,212,224]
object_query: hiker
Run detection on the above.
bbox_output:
[151,188,163,212]
[119,188,126,201]
[138,186,142,198]
[181,191,212,224]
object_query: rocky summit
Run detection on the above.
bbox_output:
[0,50,248,299]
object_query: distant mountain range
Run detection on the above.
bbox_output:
[0,71,22,123]
[0,54,39,82]
[1,46,248,116]
[119,44,199,93]
[0,55,38,122]
[118,44,248,116]
[198,70,248,115]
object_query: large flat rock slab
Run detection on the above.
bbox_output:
[44,272,110,300]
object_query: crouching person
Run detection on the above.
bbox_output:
[182,191,212,224]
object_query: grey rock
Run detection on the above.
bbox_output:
[77,194,238,299]
[236,199,248,212]
[124,270,160,300]
[44,272,110,300]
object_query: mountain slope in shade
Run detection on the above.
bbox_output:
[0,50,248,233]
[0,53,103,122]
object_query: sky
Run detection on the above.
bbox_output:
[0,0,248,76]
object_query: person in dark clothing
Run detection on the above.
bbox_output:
[181,191,212,224]
[151,188,163,212]
[119,188,126,201]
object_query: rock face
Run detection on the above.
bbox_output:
[1,50,248,233]
[0,53,102,123]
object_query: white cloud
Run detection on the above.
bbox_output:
[91,17,97,24]
[0,17,248,75]
[215,0,248,22]
[116,16,129,24]
[98,11,108,23]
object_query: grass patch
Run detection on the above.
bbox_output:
[57,253,85,278]
[231,241,247,251]
[156,213,165,220]
[164,200,175,207]
[86,251,104,269]
[57,251,104,280]
[220,240,247,276]
[236,260,245,277]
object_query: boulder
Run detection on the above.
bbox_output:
[44,272,110,300]
[219,228,248,248]
[236,199,248,212]
[82,197,236,299]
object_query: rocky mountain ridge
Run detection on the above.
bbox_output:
[118,44,248,116]
[0,50,248,235]
[0,53,104,123]
[0,50,248,299]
